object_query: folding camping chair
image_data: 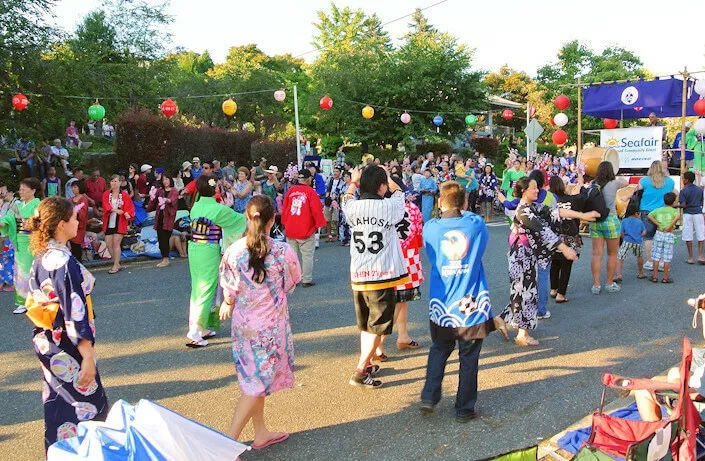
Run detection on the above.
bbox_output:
[574,338,701,461]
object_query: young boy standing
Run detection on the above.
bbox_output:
[678,171,705,264]
[648,192,680,283]
[420,181,507,422]
[343,165,408,389]
[615,205,647,281]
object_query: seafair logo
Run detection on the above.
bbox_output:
[621,86,639,105]
[606,136,659,149]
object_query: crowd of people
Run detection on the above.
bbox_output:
[6,134,705,455]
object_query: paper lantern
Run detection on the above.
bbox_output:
[362,105,374,119]
[694,99,705,117]
[603,118,619,129]
[554,95,570,110]
[550,116,556,126]
[11,93,28,111]
[433,115,443,126]
[400,112,411,124]
[319,95,333,110]
[553,112,568,127]
[501,109,513,120]
[274,90,286,102]
[88,103,105,121]
[161,98,177,117]
[695,118,705,135]
[222,98,237,117]
[529,106,537,117]
[552,129,568,145]
[465,114,477,126]
[695,80,705,97]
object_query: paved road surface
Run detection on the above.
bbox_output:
[1,222,703,460]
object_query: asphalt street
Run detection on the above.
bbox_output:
[1,220,703,460]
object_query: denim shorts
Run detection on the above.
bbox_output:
[640,211,657,240]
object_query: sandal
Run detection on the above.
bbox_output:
[614,277,623,283]
[372,353,388,362]
[637,274,648,279]
[252,432,289,450]
[108,268,119,274]
[555,297,569,304]
[662,278,674,284]
[514,336,539,347]
[185,339,208,348]
[397,340,421,351]
[549,290,557,298]
[651,277,659,283]
[201,330,217,339]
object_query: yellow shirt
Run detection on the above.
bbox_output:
[361,153,374,165]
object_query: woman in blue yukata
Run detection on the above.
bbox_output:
[24,197,108,451]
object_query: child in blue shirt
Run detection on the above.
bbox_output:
[616,204,647,281]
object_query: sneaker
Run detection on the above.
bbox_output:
[349,371,382,389]
[13,305,27,315]
[538,311,551,319]
[419,400,436,415]
[455,410,478,423]
[364,364,381,377]
[605,282,621,293]
[591,285,601,295]
[643,261,653,271]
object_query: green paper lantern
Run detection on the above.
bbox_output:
[465,114,477,126]
[88,104,105,121]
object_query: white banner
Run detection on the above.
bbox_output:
[600,126,663,169]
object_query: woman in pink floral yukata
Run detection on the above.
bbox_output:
[218,194,301,451]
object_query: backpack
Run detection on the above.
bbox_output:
[585,183,609,221]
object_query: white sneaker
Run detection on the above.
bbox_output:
[13,305,27,315]
[605,282,621,293]
[643,261,653,271]
[538,311,551,319]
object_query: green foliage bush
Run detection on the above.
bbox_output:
[413,142,453,158]
[320,135,343,155]
[250,140,297,170]
[473,137,499,157]
[115,109,259,173]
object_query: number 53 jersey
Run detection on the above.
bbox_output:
[342,191,410,291]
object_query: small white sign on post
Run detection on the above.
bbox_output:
[600,126,663,169]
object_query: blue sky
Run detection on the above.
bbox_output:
[50,0,705,77]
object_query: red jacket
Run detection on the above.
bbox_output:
[102,190,135,234]
[146,187,179,232]
[70,195,89,245]
[281,184,326,240]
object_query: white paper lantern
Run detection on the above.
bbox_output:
[274,90,286,102]
[695,118,705,134]
[695,80,705,97]
[554,112,568,127]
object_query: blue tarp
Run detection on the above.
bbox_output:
[582,78,700,119]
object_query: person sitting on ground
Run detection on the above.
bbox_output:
[648,192,679,283]
[49,139,72,177]
[66,120,81,147]
[9,137,36,179]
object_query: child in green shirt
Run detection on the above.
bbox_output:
[647,192,680,283]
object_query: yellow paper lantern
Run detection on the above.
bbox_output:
[362,105,374,119]
[222,98,237,117]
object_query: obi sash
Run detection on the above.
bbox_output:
[17,217,30,235]
[26,294,94,330]
[190,217,222,244]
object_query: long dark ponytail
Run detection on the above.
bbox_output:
[245,195,275,283]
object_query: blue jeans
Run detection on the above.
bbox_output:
[538,263,550,316]
[421,335,483,417]
[9,157,34,177]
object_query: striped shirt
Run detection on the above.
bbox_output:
[343,190,409,291]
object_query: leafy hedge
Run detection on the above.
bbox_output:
[250,140,297,170]
[115,109,259,173]
[413,142,453,158]
[473,137,500,157]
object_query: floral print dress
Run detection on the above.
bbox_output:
[25,240,108,449]
[478,173,498,203]
[501,202,562,330]
[219,238,302,397]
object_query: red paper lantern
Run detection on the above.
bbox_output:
[274,90,286,102]
[12,93,28,111]
[694,99,705,117]
[501,109,513,120]
[554,95,570,110]
[161,98,177,117]
[603,118,619,129]
[552,129,568,145]
[529,106,537,117]
[550,116,556,126]
[319,95,333,110]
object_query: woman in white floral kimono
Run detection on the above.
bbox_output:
[24,197,108,451]
[498,177,598,346]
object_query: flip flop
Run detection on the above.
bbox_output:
[651,278,659,283]
[185,339,208,348]
[514,336,539,347]
[201,331,217,339]
[662,278,674,284]
[397,340,421,350]
[637,274,648,279]
[555,298,569,304]
[108,269,119,274]
[686,260,695,265]
[372,353,388,362]
[252,432,289,450]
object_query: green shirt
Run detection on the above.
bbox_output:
[648,206,679,231]
[503,169,527,196]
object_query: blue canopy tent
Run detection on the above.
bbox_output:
[582,77,700,120]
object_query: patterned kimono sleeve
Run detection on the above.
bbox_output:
[516,203,562,251]
[219,246,240,299]
[55,258,95,345]
[282,244,302,293]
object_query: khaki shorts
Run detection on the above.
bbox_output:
[323,206,339,223]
